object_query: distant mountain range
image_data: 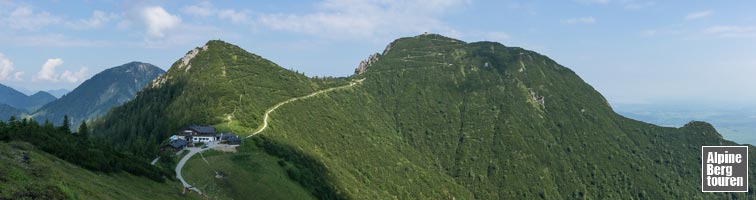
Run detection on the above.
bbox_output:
[31,62,165,127]
[0,103,24,121]
[46,89,70,98]
[0,84,56,113]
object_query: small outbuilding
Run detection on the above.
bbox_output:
[216,133,241,145]
[163,138,188,152]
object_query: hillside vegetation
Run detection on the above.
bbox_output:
[95,35,755,199]
[0,141,198,199]
[92,41,344,157]
[247,34,756,199]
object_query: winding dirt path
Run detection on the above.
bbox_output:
[246,78,365,138]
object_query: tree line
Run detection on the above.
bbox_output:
[0,116,168,182]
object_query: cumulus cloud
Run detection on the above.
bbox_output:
[685,10,713,20]
[563,17,596,24]
[13,71,24,80]
[35,58,63,81]
[32,58,88,83]
[60,68,88,83]
[258,0,469,40]
[0,53,14,80]
[140,6,181,38]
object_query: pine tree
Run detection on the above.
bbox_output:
[79,121,89,139]
[61,115,71,132]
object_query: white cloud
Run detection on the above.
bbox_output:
[0,53,14,80]
[140,6,181,38]
[258,0,469,40]
[32,58,88,83]
[563,17,596,24]
[60,67,88,83]
[685,10,713,20]
[13,71,24,80]
[35,58,63,82]
[3,5,61,30]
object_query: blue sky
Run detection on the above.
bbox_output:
[1,0,755,107]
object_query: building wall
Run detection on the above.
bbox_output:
[191,136,215,142]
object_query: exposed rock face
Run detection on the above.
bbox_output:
[179,44,209,72]
[152,44,209,88]
[150,74,169,88]
[354,53,379,75]
[382,42,393,55]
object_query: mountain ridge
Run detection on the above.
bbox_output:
[0,83,56,113]
[92,35,754,199]
[32,61,165,127]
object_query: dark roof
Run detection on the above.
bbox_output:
[217,133,238,139]
[227,137,241,141]
[169,138,188,148]
[187,125,215,134]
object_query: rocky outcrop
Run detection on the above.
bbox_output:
[354,53,379,75]
[179,44,209,72]
[382,42,393,55]
[150,74,169,88]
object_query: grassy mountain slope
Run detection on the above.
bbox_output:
[0,141,200,199]
[95,35,755,199]
[181,146,316,200]
[92,40,336,156]
[249,34,755,199]
[33,62,164,128]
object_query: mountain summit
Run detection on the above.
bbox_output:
[94,40,327,155]
[32,62,164,127]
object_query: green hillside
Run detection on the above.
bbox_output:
[92,40,341,156]
[95,35,755,199]
[0,141,200,199]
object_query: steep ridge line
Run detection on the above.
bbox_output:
[246,78,365,138]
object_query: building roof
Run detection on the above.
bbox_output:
[186,125,216,134]
[168,138,188,148]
